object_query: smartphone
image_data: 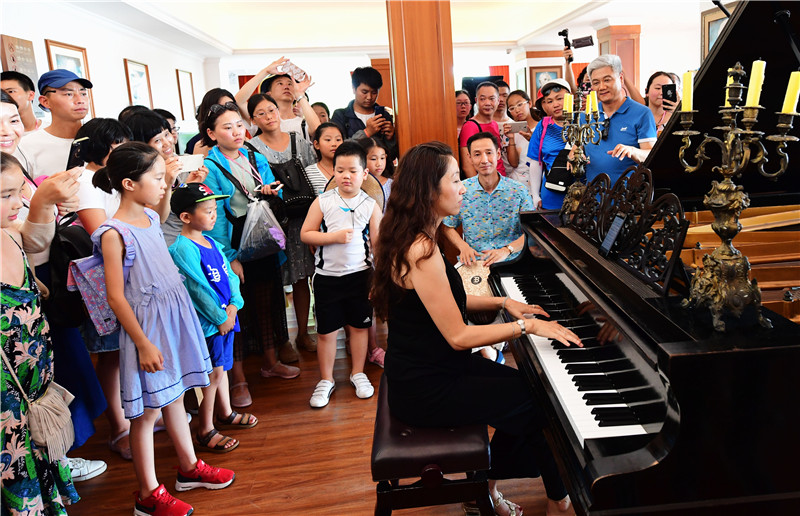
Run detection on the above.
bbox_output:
[280,61,307,82]
[499,121,527,133]
[66,137,88,169]
[662,84,677,104]
[177,153,204,172]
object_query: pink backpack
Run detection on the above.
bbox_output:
[67,221,134,336]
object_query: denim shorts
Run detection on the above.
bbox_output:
[80,319,120,353]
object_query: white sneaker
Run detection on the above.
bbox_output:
[350,373,374,399]
[309,380,335,408]
[68,457,107,482]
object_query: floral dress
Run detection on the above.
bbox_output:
[1,232,79,515]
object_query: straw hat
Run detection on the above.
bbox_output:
[323,172,385,212]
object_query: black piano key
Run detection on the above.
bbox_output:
[606,370,648,390]
[558,346,624,363]
[573,375,615,391]
[583,392,625,405]
[573,325,601,339]
[565,363,602,374]
[598,418,640,427]
[566,358,633,375]
[620,388,660,404]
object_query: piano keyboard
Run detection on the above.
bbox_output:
[500,274,650,447]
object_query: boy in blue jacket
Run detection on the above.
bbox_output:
[169,183,257,453]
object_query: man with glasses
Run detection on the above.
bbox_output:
[583,54,656,185]
[19,69,92,178]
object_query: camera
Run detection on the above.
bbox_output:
[559,29,573,62]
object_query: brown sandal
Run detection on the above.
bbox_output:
[196,429,239,453]
[215,410,258,430]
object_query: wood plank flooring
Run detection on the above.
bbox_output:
[66,304,551,515]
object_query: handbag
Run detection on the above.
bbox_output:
[1,348,75,461]
[67,220,135,336]
[208,155,287,261]
[246,134,316,219]
[237,199,286,262]
[456,261,497,325]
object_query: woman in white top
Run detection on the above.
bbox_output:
[505,90,540,200]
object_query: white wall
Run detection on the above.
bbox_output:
[0,1,206,124]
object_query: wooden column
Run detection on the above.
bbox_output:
[369,57,394,110]
[386,0,457,157]
[597,25,641,89]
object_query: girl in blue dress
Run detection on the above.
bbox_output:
[92,142,234,516]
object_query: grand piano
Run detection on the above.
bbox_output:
[489,2,800,514]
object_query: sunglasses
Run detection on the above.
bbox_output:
[208,102,238,117]
[601,119,611,140]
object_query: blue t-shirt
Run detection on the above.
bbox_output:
[582,97,657,185]
[193,237,240,332]
[527,117,568,210]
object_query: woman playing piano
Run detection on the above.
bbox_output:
[371,141,580,516]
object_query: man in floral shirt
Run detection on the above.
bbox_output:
[443,131,534,267]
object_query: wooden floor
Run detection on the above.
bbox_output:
[67,304,551,515]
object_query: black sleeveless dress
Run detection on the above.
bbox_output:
[384,253,566,497]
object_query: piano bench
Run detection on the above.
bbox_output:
[370,375,493,516]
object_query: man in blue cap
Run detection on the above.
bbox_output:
[19,69,93,178]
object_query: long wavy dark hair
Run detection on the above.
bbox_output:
[371,141,454,320]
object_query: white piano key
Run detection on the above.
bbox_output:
[500,276,647,447]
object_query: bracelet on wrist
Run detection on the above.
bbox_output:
[501,296,509,311]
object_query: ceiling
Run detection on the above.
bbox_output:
[67,0,625,56]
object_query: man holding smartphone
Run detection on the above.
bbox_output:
[331,67,398,161]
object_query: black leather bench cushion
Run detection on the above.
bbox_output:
[371,375,490,481]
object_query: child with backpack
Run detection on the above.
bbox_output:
[168,183,257,454]
[92,142,234,515]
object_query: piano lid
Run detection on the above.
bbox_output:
[645,0,800,209]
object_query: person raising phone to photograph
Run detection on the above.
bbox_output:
[234,57,321,142]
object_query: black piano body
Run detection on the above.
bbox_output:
[490,211,800,515]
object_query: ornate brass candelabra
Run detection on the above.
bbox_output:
[674,62,797,331]
[559,108,606,222]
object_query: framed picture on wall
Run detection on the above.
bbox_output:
[44,39,95,118]
[529,66,562,99]
[701,2,738,60]
[176,69,196,121]
[515,68,527,94]
[124,59,153,108]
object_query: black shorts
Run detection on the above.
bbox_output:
[312,269,373,335]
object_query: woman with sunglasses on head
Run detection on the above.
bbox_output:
[201,102,299,409]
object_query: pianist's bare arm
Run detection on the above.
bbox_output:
[407,237,581,350]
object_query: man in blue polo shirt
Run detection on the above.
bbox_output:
[583,54,657,185]
[443,131,534,267]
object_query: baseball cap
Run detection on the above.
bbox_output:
[170,182,229,216]
[38,69,93,94]
[535,78,572,112]
[38,69,93,111]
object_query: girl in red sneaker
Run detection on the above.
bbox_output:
[93,142,235,516]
